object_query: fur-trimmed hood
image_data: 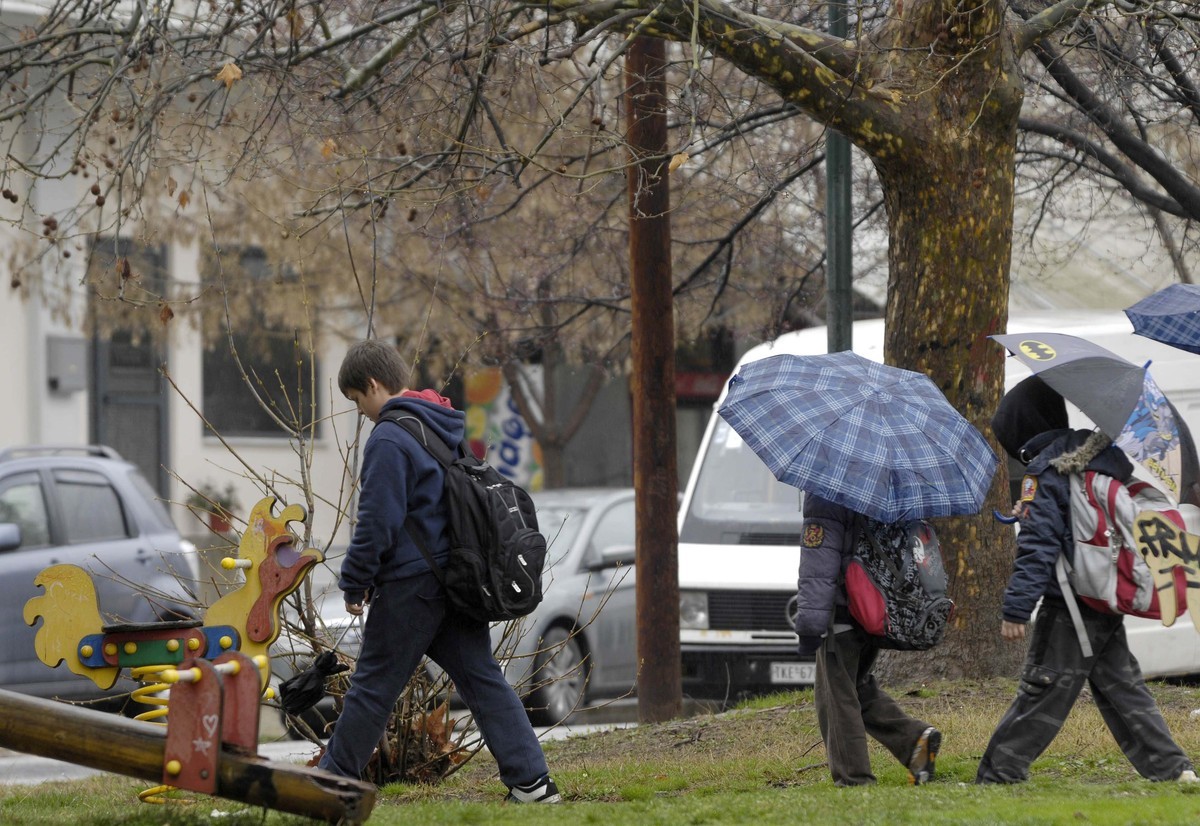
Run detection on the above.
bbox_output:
[1027,428,1133,481]
[1049,431,1115,475]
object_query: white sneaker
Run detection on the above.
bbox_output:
[1178,769,1199,783]
[505,776,562,803]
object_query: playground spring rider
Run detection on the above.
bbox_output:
[24,496,323,802]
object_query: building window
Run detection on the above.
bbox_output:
[201,247,320,439]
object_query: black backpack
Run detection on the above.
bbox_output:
[382,411,547,623]
[843,517,955,651]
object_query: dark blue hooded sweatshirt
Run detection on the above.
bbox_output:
[991,375,1133,624]
[338,394,466,603]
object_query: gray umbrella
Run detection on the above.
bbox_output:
[991,331,1183,495]
[990,332,1149,438]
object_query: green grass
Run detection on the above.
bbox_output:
[4,678,1200,825]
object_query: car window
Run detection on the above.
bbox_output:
[681,418,805,543]
[587,498,635,561]
[54,469,131,543]
[127,467,178,532]
[0,471,51,548]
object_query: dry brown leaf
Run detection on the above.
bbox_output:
[669,152,690,173]
[166,176,177,197]
[158,303,175,326]
[214,62,243,90]
[178,190,191,209]
[320,138,337,160]
[118,257,132,282]
[424,700,448,744]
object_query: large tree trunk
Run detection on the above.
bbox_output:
[875,144,1025,678]
[865,2,1028,678]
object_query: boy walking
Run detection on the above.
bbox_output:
[795,493,941,786]
[317,339,560,803]
[977,375,1196,784]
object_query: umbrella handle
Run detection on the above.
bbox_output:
[992,509,1019,525]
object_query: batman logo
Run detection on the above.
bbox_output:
[1018,340,1057,361]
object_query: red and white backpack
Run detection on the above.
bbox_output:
[1063,470,1189,620]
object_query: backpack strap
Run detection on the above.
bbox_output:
[1055,548,1095,659]
[832,511,866,637]
[379,410,462,468]
[375,409,462,582]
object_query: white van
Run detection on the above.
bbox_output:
[676,310,1200,699]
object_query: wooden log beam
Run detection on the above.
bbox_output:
[0,689,375,824]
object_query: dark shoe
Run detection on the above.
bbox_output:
[505,776,562,803]
[908,727,940,785]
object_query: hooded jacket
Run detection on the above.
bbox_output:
[999,429,1133,624]
[338,393,466,603]
[991,375,1135,623]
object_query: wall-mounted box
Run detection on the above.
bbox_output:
[47,335,88,394]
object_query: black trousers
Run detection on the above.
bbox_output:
[977,600,1192,783]
[814,626,931,786]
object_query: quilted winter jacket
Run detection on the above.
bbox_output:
[1000,428,1134,624]
[794,494,856,651]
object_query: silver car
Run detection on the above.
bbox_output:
[0,445,201,706]
[494,486,638,724]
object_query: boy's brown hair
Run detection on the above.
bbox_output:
[338,339,410,395]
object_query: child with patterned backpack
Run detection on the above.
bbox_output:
[977,375,1196,785]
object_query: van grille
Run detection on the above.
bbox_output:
[740,533,801,546]
[709,591,794,632]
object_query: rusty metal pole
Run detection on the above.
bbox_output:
[626,34,682,723]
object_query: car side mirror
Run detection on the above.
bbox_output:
[589,543,636,570]
[0,522,21,552]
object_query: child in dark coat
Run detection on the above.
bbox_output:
[317,340,560,802]
[795,493,940,785]
[977,375,1196,784]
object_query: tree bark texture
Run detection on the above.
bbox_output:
[865,1,1027,677]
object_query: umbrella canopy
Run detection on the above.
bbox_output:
[1125,283,1200,356]
[280,650,350,715]
[717,351,998,523]
[991,332,1183,496]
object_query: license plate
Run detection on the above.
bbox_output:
[770,661,816,685]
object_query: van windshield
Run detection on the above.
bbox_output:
[680,418,805,545]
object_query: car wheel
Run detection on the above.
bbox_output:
[525,625,588,726]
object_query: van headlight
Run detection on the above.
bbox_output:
[679,591,709,630]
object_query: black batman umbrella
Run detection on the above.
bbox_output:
[280,650,350,715]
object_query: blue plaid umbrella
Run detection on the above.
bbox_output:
[717,351,998,523]
[1125,283,1200,355]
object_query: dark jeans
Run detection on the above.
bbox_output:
[977,600,1191,784]
[814,626,931,786]
[317,571,549,787]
